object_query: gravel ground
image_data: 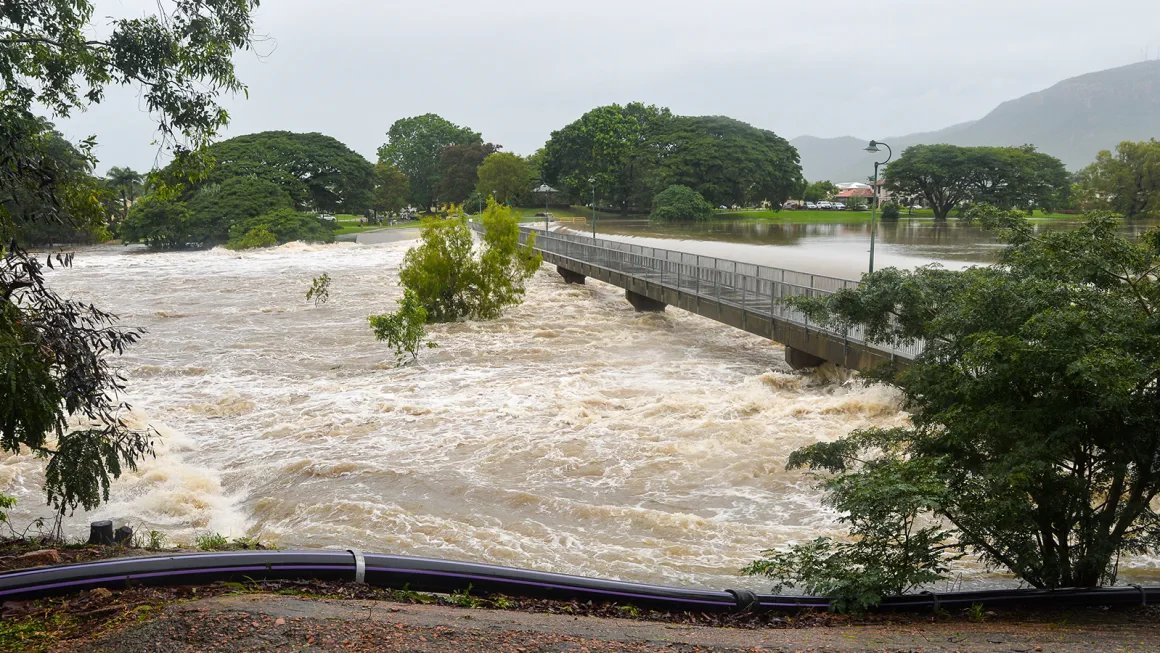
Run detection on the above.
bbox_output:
[61,593,1160,653]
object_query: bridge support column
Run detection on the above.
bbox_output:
[785,346,826,370]
[557,266,586,285]
[626,290,666,312]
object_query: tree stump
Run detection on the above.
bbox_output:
[114,526,134,546]
[87,520,114,546]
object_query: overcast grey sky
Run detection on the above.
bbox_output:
[59,0,1160,174]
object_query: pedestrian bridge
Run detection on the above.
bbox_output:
[480,224,922,371]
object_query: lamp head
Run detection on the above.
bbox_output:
[589,177,595,184]
[865,140,881,154]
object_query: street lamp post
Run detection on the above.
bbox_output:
[589,177,596,239]
[864,140,893,274]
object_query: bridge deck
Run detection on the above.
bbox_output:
[489,224,920,370]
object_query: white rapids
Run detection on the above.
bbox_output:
[3,239,1156,590]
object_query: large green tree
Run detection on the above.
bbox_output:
[435,142,499,206]
[651,115,803,208]
[885,144,1070,219]
[648,184,714,223]
[542,105,802,213]
[541,103,670,214]
[1078,139,1160,219]
[802,180,839,203]
[121,175,292,247]
[197,131,375,213]
[0,0,259,524]
[747,207,1160,607]
[476,152,531,205]
[377,114,481,211]
[371,163,410,218]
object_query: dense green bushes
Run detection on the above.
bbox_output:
[648,185,715,223]
[226,208,337,249]
[369,200,542,363]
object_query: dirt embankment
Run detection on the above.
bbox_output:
[0,578,1156,653]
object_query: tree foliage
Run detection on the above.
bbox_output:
[122,176,292,247]
[648,185,714,223]
[436,142,499,206]
[759,207,1160,602]
[0,0,258,523]
[541,104,803,213]
[2,120,108,246]
[368,289,434,365]
[476,152,531,205]
[377,114,481,211]
[651,115,803,209]
[225,208,336,249]
[197,131,376,213]
[117,195,193,249]
[803,180,838,203]
[1078,139,1160,219]
[105,167,144,221]
[1,247,154,519]
[396,200,541,323]
[371,163,410,218]
[885,145,1070,219]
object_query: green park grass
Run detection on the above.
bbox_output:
[716,208,1080,223]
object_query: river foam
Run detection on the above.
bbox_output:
[4,239,1155,590]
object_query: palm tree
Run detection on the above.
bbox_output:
[105,167,144,221]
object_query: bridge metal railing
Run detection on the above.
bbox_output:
[473,222,923,360]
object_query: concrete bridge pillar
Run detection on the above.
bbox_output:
[557,266,586,285]
[626,290,667,312]
[785,346,826,370]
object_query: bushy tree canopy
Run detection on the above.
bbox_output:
[648,185,715,223]
[1,0,260,523]
[885,144,1070,219]
[476,152,531,205]
[123,176,292,247]
[436,142,499,206]
[1078,139,1160,219]
[397,201,541,323]
[542,104,802,213]
[651,115,803,209]
[226,208,336,249]
[377,114,481,211]
[371,163,410,217]
[197,131,376,213]
[749,207,1160,605]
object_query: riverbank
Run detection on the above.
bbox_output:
[6,576,1158,652]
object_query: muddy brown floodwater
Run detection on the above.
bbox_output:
[3,237,1158,591]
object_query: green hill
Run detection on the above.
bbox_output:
[793,60,1160,182]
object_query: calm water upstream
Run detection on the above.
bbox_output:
[3,218,1158,591]
[581,217,1160,279]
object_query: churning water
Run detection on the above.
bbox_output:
[3,239,1157,590]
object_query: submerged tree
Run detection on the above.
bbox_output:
[397,200,541,323]
[745,207,1160,607]
[370,200,541,362]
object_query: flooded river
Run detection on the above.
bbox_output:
[3,218,1158,590]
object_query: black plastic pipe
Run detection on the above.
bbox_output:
[0,550,1155,613]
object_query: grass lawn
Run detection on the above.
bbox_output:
[332,215,423,235]
[716,209,1081,223]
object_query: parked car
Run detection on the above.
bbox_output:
[831,202,845,210]
[805,202,818,210]
[719,205,729,210]
[782,201,800,210]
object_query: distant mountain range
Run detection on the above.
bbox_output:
[791,60,1160,183]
